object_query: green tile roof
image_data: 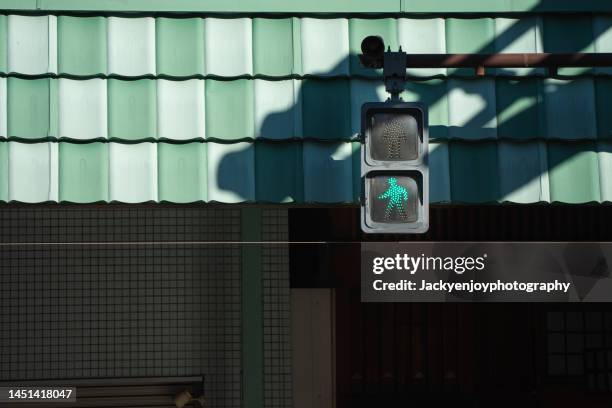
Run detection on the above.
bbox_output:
[3,0,612,13]
[0,14,611,204]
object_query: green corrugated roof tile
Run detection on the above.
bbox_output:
[58,78,107,140]
[57,16,107,76]
[58,142,108,202]
[108,79,157,141]
[449,142,500,203]
[543,16,595,76]
[302,79,351,140]
[254,79,298,139]
[0,142,7,202]
[157,79,205,141]
[108,142,157,202]
[595,78,612,140]
[207,142,255,202]
[498,141,547,203]
[1,140,612,204]
[599,142,612,202]
[0,78,6,137]
[300,18,349,76]
[0,14,612,205]
[495,78,543,140]
[543,78,597,140]
[494,17,544,76]
[255,143,303,202]
[0,16,7,74]
[205,18,252,77]
[156,17,204,77]
[253,18,294,77]
[205,79,254,141]
[548,142,601,203]
[8,15,55,75]
[428,142,451,202]
[446,18,495,76]
[8,142,58,203]
[108,17,156,77]
[0,15,609,79]
[8,78,51,140]
[158,142,207,203]
[447,78,497,140]
[594,17,612,75]
[398,18,446,77]
[303,142,354,203]
[0,76,611,142]
[349,80,388,137]
[404,79,449,139]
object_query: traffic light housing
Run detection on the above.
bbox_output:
[361,102,429,234]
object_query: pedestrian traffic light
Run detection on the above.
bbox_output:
[361,101,429,234]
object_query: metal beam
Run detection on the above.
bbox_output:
[360,52,612,70]
[404,53,612,69]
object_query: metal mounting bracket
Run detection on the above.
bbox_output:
[383,48,407,101]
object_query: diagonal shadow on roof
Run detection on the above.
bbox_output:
[216,4,610,205]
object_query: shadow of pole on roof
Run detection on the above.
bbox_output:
[217,6,608,205]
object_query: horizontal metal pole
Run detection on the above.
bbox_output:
[404,53,612,68]
[0,376,203,387]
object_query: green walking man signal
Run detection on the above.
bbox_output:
[378,177,409,220]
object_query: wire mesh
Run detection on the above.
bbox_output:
[0,206,242,408]
[261,209,292,408]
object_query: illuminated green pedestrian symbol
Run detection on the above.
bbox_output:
[377,177,409,220]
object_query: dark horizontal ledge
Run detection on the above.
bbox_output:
[2,70,612,82]
[3,0,612,14]
[0,136,610,144]
[406,53,612,69]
